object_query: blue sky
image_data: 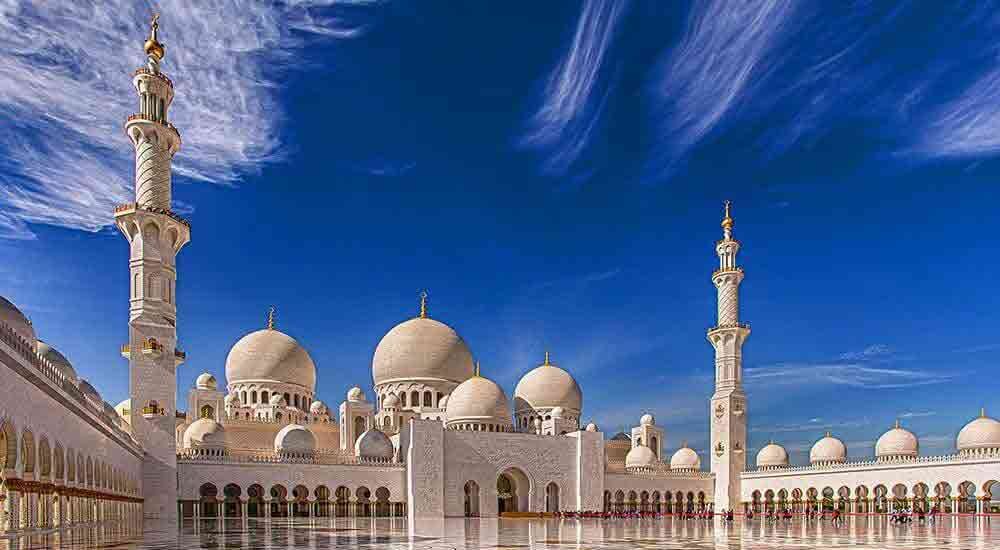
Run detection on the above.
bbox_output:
[1,1,998,465]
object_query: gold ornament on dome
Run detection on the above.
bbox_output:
[143,14,165,60]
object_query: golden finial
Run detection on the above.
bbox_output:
[681,440,688,448]
[981,407,987,418]
[894,419,901,429]
[419,291,428,319]
[721,200,734,239]
[143,13,165,61]
[825,431,832,437]
[267,306,276,330]
[474,361,481,377]
[544,351,551,366]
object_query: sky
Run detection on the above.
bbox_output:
[1,1,999,466]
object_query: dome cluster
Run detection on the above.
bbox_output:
[1,295,111,419]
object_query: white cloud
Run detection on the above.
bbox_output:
[0,1,373,239]
[521,0,629,175]
[839,344,892,361]
[648,0,798,175]
[913,65,1000,159]
[744,363,953,390]
[899,411,936,419]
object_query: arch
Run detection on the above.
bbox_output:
[400,393,407,407]
[314,485,331,517]
[0,419,15,470]
[269,484,289,517]
[37,436,51,478]
[375,487,391,517]
[959,481,977,513]
[986,481,1000,514]
[423,391,433,407]
[292,485,310,517]
[246,484,264,517]
[199,483,219,518]
[334,486,350,517]
[873,484,889,513]
[497,467,530,514]
[223,483,242,517]
[546,482,561,513]
[19,429,34,475]
[464,481,480,517]
[410,391,419,408]
[200,405,214,419]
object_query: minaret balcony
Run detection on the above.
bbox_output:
[712,267,743,278]
[114,202,192,229]
[125,113,181,139]
[132,67,173,88]
[707,322,751,333]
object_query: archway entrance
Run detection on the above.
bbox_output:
[464,481,480,517]
[545,482,560,513]
[497,468,529,515]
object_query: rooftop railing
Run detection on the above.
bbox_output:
[132,67,174,87]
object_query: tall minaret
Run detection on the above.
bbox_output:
[114,14,189,521]
[707,201,750,513]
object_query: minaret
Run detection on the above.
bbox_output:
[114,14,189,522]
[707,201,750,513]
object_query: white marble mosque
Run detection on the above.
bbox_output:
[1,16,1000,537]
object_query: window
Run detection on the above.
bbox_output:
[261,391,269,403]
[423,391,432,407]
[251,391,257,404]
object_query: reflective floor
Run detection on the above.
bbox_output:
[2,516,999,549]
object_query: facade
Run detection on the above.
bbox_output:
[2,16,1000,535]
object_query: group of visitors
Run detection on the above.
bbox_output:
[554,510,714,520]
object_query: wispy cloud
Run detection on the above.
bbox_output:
[0,1,374,239]
[745,363,952,390]
[899,410,936,419]
[751,417,872,434]
[839,344,892,361]
[521,0,629,175]
[647,0,798,177]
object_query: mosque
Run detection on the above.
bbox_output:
[0,17,999,533]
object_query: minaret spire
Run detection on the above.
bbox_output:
[267,306,276,329]
[419,290,428,319]
[544,351,551,366]
[115,14,189,522]
[707,200,751,513]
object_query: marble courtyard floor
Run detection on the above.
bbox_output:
[2,516,998,549]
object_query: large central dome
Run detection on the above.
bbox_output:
[372,316,474,387]
[225,328,316,391]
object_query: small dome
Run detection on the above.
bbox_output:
[957,410,1000,453]
[513,358,582,415]
[756,442,789,469]
[670,446,701,471]
[551,406,565,418]
[0,296,36,344]
[355,429,394,459]
[372,317,474,388]
[78,379,102,404]
[274,424,316,454]
[876,421,919,460]
[195,372,217,390]
[269,393,286,406]
[810,433,847,465]
[611,432,630,441]
[35,340,77,382]
[310,400,328,415]
[382,394,400,409]
[347,386,366,402]
[183,418,225,449]
[225,328,316,392]
[640,413,655,426]
[625,444,657,470]
[585,422,599,432]
[445,375,511,429]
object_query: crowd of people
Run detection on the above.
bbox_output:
[549,506,963,524]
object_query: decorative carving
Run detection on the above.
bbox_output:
[715,404,725,419]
